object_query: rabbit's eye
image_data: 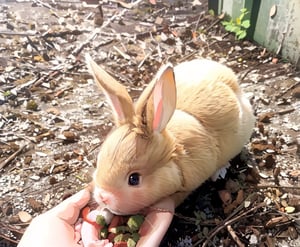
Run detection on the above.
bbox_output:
[128,173,140,186]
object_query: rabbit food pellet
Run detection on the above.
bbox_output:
[96,214,144,247]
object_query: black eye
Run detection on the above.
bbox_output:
[128,173,140,186]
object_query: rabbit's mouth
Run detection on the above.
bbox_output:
[93,186,141,215]
[100,200,147,216]
[88,197,139,216]
[106,207,139,216]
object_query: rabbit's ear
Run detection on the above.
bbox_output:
[85,54,134,125]
[136,63,176,133]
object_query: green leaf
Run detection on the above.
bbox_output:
[240,8,248,13]
[241,20,250,28]
[239,13,244,21]
[221,20,230,26]
[239,8,249,20]
[237,31,247,40]
[231,26,241,33]
[236,30,245,35]
[3,91,11,97]
[225,25,234,31]
[222,19,233,26]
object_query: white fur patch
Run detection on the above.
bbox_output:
[211,162,230,181]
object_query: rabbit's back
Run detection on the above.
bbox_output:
[174,59,240,93]
[174,59,241,131]
[171,59,254,166]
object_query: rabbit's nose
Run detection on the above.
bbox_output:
[99,192,109,204]
[95,187,111,205]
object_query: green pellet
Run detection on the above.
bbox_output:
[127,238,137,247]
[114,233,130,243]
[96,215,106,227]
[131,232,140,242]
[99,227,108,239]
[109,225,129,234]
[127,215,144,232]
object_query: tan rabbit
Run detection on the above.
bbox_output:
[85,54,255,216]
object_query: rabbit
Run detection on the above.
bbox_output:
[85,54,255,216]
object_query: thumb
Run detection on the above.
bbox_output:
[53,188,91,224]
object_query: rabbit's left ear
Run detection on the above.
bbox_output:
[136,63,176,133]
[85,54,135,125]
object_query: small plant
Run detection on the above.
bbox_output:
[208,9,215,16]
[222,8,251,40]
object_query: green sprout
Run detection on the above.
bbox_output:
[222,8,251,40]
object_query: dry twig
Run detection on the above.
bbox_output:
[0,144,27,170]
[227,225,245,247]
[194,202,266,247]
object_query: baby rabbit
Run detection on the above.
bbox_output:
[86,54,255,217]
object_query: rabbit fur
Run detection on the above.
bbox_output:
[86,54,255,215]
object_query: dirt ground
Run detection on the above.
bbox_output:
[0,0,299,246]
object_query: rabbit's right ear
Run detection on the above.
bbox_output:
[85,54,134,125]
[136,63,176,133]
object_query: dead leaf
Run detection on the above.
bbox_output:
[292,86,300,98]
[149,0,156,5]
[285,206,295,213]
[288,226,298,239]
[266,215,289,228]
[260,48,267,57]
[264,154,276,168]
[280,200,288,207]
[258,112,275,123]
[27,198,43,212]
[235,190,244,204]
[218,190,232,206]
[58,131,79,141]
[260,235,275,247]
[269,5,277,18]
[47,107,61,115]
[289,170,300,178]
[272,57,278,64]
[251,142,277,154]
[246,167,260,183]
[18,211,32,223]
[192,0,201,6]
[225,179,240,193]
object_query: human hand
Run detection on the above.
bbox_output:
[17,187,111,247]
[81,197,175,247]
[137,197,175,247]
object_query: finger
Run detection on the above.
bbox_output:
[85,240,113,247]
[74,231,82,245]
[65,188,91,209]
[54,188,91,213]
[137,197,175,247]
[54,189,91,224]
[81,220,101,247]
[86,240,113,247]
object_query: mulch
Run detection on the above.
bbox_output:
[0,0,299,246]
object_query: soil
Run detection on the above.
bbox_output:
[0,0,299,246]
